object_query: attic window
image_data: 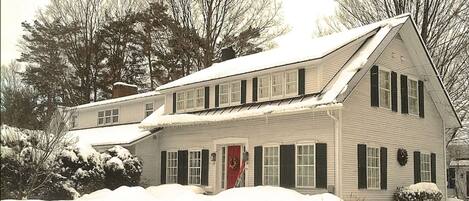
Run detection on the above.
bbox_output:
[379,70,391,109]
[408,79,419,115]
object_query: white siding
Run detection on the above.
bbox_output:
[340,37,446,201]
[155,111,336,194]
[135,136,159,186]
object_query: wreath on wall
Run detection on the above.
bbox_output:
[229,157,239,170]
[397,148,408,166]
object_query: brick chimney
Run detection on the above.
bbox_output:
[112,82,138,98]
[221,47,236,61]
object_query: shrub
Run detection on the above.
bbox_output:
[102,146,143,190]
[393,182,443,201]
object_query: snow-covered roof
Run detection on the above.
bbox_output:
[450,160,469,167]
[113,82,138,88]
[70,91,161,110]
[68,123,157,147]
[157,15,408,91]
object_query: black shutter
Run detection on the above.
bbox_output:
[254,146,263,186]
[160,151,167,184]
[298,68,305,95]
[370,65,379,107]
[380,147,387,189]
[280,145,295,188]
[391,71,398,112]
[431,153,436,183]
[204,87,210,109]
[172,93,177,113]
[252,78,258,102]
[418,80,425,118]
[177,150,188,185]
[241,80,247,104]
[316,143,327,188]
[401,75,408,114]
[414,151,421,183]
[448,168,455,188]
[201,149,209,185]
[215,85,220,108]
[357,144,367,189]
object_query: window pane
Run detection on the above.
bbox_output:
[259,77,270,99]
[105,117,111,123]
[112,116,118,123]
[263,146,279,186]
[296,145,315,187]
[146,103,153,110]
[231,82,241,103]
[379,71,391,109]
[98,118,104,125]
[105,110,111,116]
[271,73,284,97]
[98,111,104,117]
[188,151,201,185]
[367,147,380,189]
[112,109,119,115]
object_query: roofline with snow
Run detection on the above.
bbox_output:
[67,91,163,111]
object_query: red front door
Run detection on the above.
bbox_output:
[226,145,241,189]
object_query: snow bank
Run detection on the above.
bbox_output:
[77,185,342,201]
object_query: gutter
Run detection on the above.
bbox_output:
[327,108,342,198]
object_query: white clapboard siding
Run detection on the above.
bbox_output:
[340,37,446,201]
[135,136,159,186]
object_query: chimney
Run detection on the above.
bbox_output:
[221,47,236,61]
[112,82,138,98]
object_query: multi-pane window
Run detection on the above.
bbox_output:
[285,70,298,95]
[219,84,229,105]
[176,92,185,111]
[166,151,178,183]
[271,73,284,97]
[379,70,391,109]
[258,76,270,100]
[98,109,118,125]
[420,153,431,182]
[188,151,202,185]
[296,144,315,187]
[195,88,204,108]
[145,103,154,117]
[408,79,419,115]
[186,90,195,110]
[367,147,380,189]
[230,82,241,104]
[263,146,279,186]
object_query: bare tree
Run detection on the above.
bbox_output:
[318,0,469,145]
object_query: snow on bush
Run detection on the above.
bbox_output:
[393,182,443,201]
[78,184,342,201]
[102,146,143,190]
[447,198,464,201]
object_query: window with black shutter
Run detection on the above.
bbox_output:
[391,72,398,112]
[370,65,379,107]
[280,145,295,188]
[298,69,305,95]
[357,144,367,189]
[401,75,409,114]
[418,80,425,118]
[380,147,387,189]
[414,151,421,183]
[252,78,258,102]
[215,85,220,107]
[254,146,263,186]
[201,149,209,185]
[315,143,327,188]
[204,87,210,109]
[161,151,167,184]
[241,80,247,104]
[177,150,188,185]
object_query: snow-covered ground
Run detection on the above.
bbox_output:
[77,184,342,201]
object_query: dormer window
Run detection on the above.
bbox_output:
[258,76,270,100]
[176,92,185,111]
[285,70,298,95]
[176,88,205,112]
[271,73,284,98]
[195,88,204,108]
[230,81,241,104]
[186,90,195,110]
[219,84,229,106]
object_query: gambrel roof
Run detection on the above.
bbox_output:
[142,14,460,129]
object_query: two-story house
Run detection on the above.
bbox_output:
[137,14,460,200]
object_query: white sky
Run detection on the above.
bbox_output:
[0,0,336,66]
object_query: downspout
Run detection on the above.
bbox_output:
[442,119,447,200]
[327,109,342,198]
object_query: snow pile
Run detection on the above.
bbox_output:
[78,184,342,201]
[394,182,443,201]
[405,182,441,194]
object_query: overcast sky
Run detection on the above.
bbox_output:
[0,0,336,66]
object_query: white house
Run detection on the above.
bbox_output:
[135,14,460,201]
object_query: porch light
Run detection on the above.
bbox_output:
[211,153,216,161]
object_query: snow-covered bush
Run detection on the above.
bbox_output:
[393,182,443,201]
[102,146,143,190]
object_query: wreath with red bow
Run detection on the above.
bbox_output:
[229,157,239,170]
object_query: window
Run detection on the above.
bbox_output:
[408,79,419,115]
[186,90,195,110]
[71,115,78,128]
[195,88,204,108]
[263,146,279,186]
[230,82,241,104]
[285,70,298,95]
[188,150,202,185]
[296,144,315,187]
[166,151,178,183]
[98,109,118,125]
[176,92,185,111]
[367,147,380,189]
[145,103,154,117]
[379,70,391,109]
[420,153,431,182]
[219,84,229,106]
[271,73,284,98]
[258,76,270,100]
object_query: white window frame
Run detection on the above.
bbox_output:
[185,90,195,110]
[144,102,154,117]
[195,88,205,109]
[166,151,178,184]
[378,69,391,110]
[258,75,271,102]
[97,108,119,126]
[262,145,280,186]
[230,81,241,105]
[420,153,431,182]
[176,92,185,112]
[219,83,230,107]
[408,78,419,116]
[366,146,381,189]
[271,72,284,99]
[188,150,202,185]
[285,70,298,97]
[295,144,316,188]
